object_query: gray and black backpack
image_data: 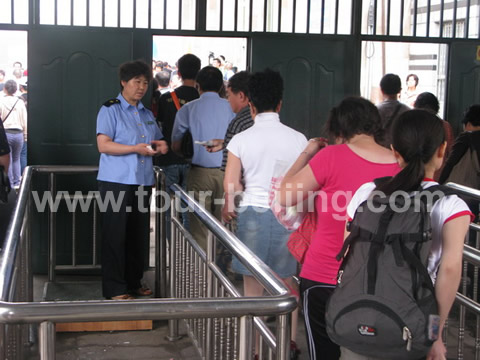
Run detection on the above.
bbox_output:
[326,180,456,360]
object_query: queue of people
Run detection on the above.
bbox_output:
[89,57,476,360]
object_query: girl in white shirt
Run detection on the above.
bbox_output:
[343,110,472,360]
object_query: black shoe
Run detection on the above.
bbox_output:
[290,340,300,360]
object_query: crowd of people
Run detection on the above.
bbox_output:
[92,54,477,360]
[0,52,474,360]
[0,62,28,191]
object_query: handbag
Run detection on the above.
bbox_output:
[268,159,306,230]
[287,206,317,264]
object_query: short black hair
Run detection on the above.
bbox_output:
[4,80,17,95]
[155,71,170,87]
[247,68,283,113]
[406,73,419,87]
[227,71,250,96]
[414,92,439,115]
[0,70,5,77]
[118,60,152,90]
[327,96,384,143]
[380,73,402,95]
[196,66,224,92]
[177,54,201,80]
[463,104,480,127]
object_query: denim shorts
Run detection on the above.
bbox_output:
[232,206,296,278]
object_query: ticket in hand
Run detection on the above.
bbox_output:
[195,140,214,147]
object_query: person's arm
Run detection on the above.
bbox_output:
[222,151,243,223]
[97,134,155,156]
[278,138,327,207]
[18,100,27,140]
[427,215,470,360]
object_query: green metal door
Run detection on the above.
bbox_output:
[28,28,134,273]
[29,28,133,166]
[447,42,480,134]
[250,35,359,138]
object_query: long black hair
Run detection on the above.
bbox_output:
[376,110,445,195]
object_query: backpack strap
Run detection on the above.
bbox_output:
[367,207,395,294]
[170,90,181,110]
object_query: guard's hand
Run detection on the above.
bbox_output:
[205,139,224,153]
[135,143,156,156]
[151,140,169,155]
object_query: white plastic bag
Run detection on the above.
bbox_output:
[268,160,306,230]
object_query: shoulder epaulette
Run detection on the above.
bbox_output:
[103,98,120,107]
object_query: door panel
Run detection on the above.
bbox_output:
[251,35,358,138]
[29,29,132,165]
[28,29,133,273]
[448,42,480,134]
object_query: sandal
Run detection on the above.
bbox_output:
[108,294,135,300]
[130,287,153,296]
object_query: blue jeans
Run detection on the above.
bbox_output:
[162,164,190,238]
[6,133,24,187]
[20,141,27,174]
[232,206,296,278]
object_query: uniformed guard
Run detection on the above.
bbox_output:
[96,60,168,300]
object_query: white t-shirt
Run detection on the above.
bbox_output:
[227,112,308,208]
[347,180,472,283]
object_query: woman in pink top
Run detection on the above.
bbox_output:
[279,97,400,360]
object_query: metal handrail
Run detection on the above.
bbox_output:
[169,183,290,297]
[0,165,297,359]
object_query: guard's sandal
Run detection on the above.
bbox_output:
[108,294,135,300]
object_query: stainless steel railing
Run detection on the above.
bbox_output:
[444,182,480,360]
[0,165,296,359]
[165,182,294,359]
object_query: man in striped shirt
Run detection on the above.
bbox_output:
[206,71,254,171]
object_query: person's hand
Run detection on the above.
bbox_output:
[426,339,447,360]
[151,140,169,155]
[205,139,224,153]
[222,205,237,223]
[304,137,328,157]
[135,143,156,156]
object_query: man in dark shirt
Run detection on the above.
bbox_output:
[377,73,410,147]
[440,104,480,184]
[206,71,254,172]
[155,53,200,179]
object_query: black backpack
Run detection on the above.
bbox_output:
[326,180,456,360]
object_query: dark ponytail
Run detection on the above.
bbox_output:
[376,110,445,195]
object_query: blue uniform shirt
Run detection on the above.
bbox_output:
[172,92,234,168]
[96,93,163,185]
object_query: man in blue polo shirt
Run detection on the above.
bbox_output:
[96,60,168,300]
[171,66,234,249]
